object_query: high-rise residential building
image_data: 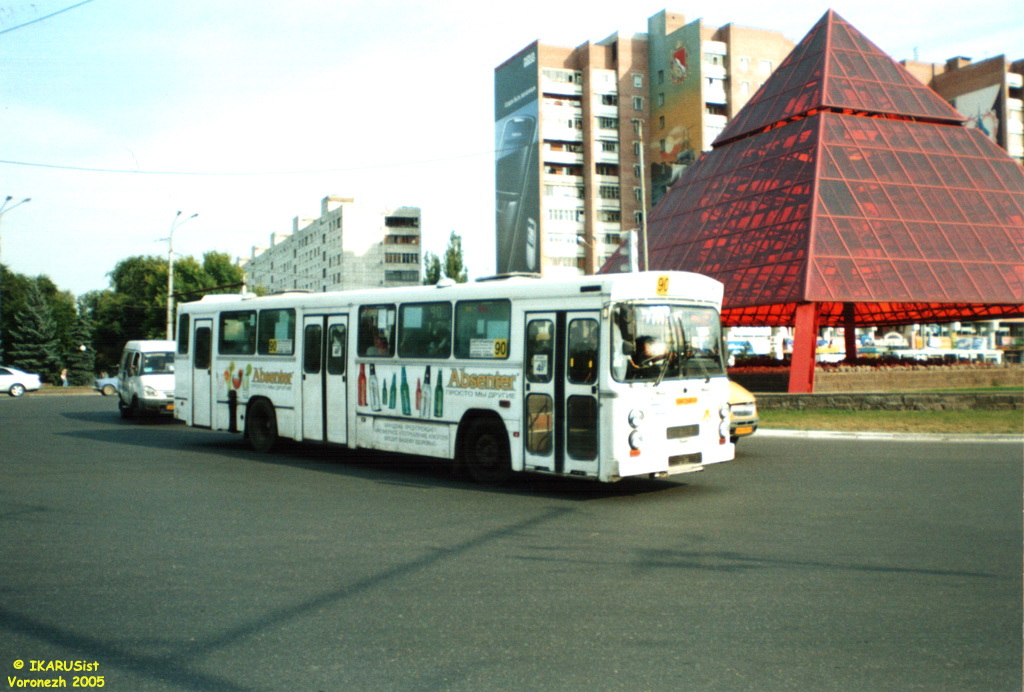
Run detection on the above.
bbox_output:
[494,9,794,277]
[240,196,421,294]
[903,55,1024,164]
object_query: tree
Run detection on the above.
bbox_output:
[88,252,246,368]
[64,310,96,385]
[0,264,33,363]
[422,251,442,285]
[7,282,61,381]
[0,268,75,365]
[442,231,469,283]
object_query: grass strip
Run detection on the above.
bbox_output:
[760,408,1023,435]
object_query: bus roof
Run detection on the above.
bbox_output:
[179,271,724,313]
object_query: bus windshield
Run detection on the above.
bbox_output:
[610,303,725,383]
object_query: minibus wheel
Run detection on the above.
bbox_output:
[463,418,511,484]
[247,399,278,452]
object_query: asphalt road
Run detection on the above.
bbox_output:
[1,395,1021,692]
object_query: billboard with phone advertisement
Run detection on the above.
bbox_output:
[495,45,541,274]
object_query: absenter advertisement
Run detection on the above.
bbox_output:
[495,44,540,274]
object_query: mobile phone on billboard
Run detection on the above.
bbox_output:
[496,115,537,273]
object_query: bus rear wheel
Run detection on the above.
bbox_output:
[247,400,278,453]
[463,418,512,484]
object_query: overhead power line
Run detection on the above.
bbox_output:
[0,0,98,36]
[0,144,528,177]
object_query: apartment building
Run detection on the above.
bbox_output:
[494,9,794,277]
[240,196,421,294]
[903,55,1024,164]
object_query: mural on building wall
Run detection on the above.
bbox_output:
[495,46,541,274]
[650,29,703,204]
[954,85,1001,141]
[671,43,691,85]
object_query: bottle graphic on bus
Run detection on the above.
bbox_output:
[400,366,411,416]
[357,363,367,407]
[389,372,397,410]
[368,364,380,412]
[433,369,444,418]
[420,367,432,418]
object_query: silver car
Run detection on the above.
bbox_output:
[0,365,42,397]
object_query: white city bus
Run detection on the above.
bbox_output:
[173,271,734,482]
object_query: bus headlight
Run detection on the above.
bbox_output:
[628,430,644,450]
[719,402,730,419]
[628,409,645,428]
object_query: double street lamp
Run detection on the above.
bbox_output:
[162,211,198,340]
[0,195,32,359]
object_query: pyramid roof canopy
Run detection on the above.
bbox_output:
[640,10,1024,328]
[716,10,964,147]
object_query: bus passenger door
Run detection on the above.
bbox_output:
[302,316,325,442]
[324,316,348,444]
[192,319,213,428]
[522,311,600,476]
[301,314,348,444]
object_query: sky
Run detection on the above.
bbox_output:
[1,0,1021,297]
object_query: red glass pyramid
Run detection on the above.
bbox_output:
[642,9,1024,329]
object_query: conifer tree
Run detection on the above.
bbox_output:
[8,282,61,382]
[65,310,96,385]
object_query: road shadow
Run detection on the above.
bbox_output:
[57,410,702,502]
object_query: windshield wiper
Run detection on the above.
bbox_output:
[654,352,671,387]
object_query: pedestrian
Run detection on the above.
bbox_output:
[61,368,68,388]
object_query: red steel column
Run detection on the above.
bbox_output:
[843,302,858,361]
[788,302,821,393]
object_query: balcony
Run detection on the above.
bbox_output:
[543,145,584,166]
[705,86,727,105]
[541,76,582,97]
[542,123,583,142]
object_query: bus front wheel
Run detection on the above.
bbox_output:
[463,418,512,484]
[247,400,278,453]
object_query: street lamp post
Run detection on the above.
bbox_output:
[162,211,198,340]
[0,195,32,360]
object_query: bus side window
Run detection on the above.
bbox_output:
[526,319,554,383]
[327,325,346,375]
[358,305,396,357]
[399,302,452,359]
[219,311,256,355]
[568,318,598,384]
[303,324,322,374]
[177,314,190,354]
[194,327,212,370]
[454,300,511,359]
[258,309,296,356]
